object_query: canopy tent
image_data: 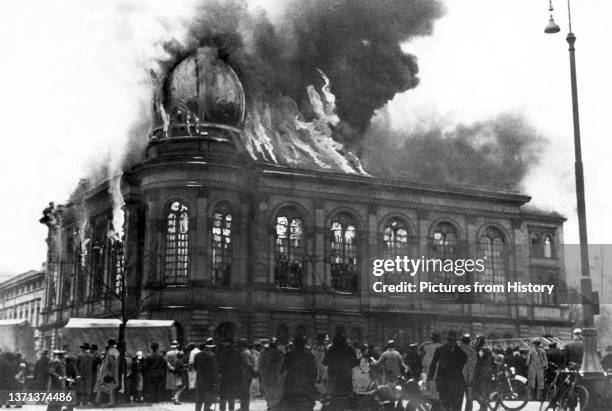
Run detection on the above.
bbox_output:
[0,319,35,362]
[61,318,177,355]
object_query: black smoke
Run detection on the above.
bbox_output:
[159,0,445,144]
[361,113,546,190]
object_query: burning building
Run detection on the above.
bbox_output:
[38,1,571,348]
[38,46,570,349]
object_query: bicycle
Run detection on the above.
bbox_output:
[539,363,589,411]
[479,359,529,411]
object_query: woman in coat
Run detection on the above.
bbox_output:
[94,339,120,407]
[526,339,548,400]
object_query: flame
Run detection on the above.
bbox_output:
[109,176,125,242]
[242,70,369,175]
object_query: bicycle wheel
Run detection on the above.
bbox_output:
[540,386,568,411]
[559,384,589,411]
[499,379,529,410]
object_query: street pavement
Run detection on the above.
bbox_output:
[9,400,552,411]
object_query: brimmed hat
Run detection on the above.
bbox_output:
[90,344,98,350]
[204,338,216,348]
[52,349,66,355]
[107,338,117,346]
[573,328,583,335]
[80,342,90,350]
[170,339,179,348]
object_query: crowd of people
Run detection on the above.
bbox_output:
[1,326,611,411]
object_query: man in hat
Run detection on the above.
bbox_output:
[564,328,584,367]
[94,338,119,407]
[311,333,328,395]
[458,334,477,411]
[427,331,467,411]
[194,339,219,411]
[47,350,67,411]
[144,342,166,403]
[259,337,285,411]
[90,344,102,398]
[237,339,256,411]
[166,340,181,403]
[371,339,407,383]
[526,339,547,400]
[34,349,50,392]
[76,342,94,406]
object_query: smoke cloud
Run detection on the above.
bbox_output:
[361,113,546,190]
[158,0,445,145]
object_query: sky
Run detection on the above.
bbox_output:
[0,0,611,276]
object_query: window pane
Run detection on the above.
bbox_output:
[164,201,189,284]
[212,205,232,286]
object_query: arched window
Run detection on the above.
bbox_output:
[274,208,304,288]
[382,218,411,285]
[543,235,553,258]
[329,212,359,293]
[212,203,232,286]
[479,227,506,302]
[429,222,459,286]
[164,200,189,284]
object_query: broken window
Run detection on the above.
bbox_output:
[212,203,232,286]
[274,209,304,288]
[110,241,125,296]
[164,201,189,284]
[329,212,359,293]
[479,227,507,302]
[430,222,459,288]
[530,233,543,258]
[382,218,411,286]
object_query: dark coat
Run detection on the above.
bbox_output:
[428,344,467,385]
[218,344,242,398]
[281,348,317,398]
[323,341,358,397]
[564,340,583,367]
[48,358,66,390]
[34,355,50,390]
[194,349,219,402]
[76,352,94,394]
[545,347,564,369]
[145,351,166,381]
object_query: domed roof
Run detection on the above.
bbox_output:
[164,47,245,129]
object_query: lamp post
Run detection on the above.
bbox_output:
[544,0,604,376]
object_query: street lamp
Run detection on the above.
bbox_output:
[544,0,604,376]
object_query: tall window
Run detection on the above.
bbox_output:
[91,224,106,299]
[430,223,459,285]
[479,227,506,302]
[164,201,189,284]
[274,209,304,288]
[382,218,410,284]
[530,233,543,257]
[329,212,359,293]
[110,241,125,295]
[212,203,232,286]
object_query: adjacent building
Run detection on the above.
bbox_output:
[0,268,45,350]
[38,48,571,350]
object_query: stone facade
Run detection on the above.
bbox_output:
[38,48,571,350]
[0,269,45,350]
